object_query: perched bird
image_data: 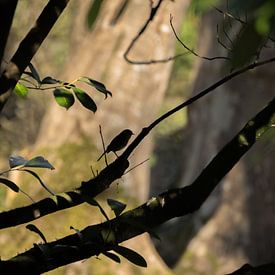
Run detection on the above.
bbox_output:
[97,129,134,161]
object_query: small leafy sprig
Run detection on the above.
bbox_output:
[13,63,112,113]
[0,155,55,201]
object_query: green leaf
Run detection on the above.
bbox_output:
[53,88,75,110]
[9,155,28,168]
[24,156,55,170]
[22,169,55,196]
[107,198,126,217]
[13,83,28,98]
[0,177,19,192]
[112,245,147,267]
[41,76,60,84]
[72,87,97,113]
[28,63,41,83]
[78,77,112,98]
[102,251,121,263]
[26,224,47,243]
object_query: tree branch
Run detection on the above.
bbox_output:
[121,57,275,159]
[123,0,186,65]
[1,97,273,274]
[0,0,70,111]
[0,0,18,68]
[0,57,274,230]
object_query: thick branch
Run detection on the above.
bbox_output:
[0,0,69,111]
[0,97,274,274]
[0,157,129,229]
[0,0,18,67]
[0,57,274,230]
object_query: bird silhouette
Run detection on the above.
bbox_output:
[97,129,134,161]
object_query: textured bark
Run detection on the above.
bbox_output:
[36,0,190,201]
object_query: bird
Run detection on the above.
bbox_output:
[97,129,134,161]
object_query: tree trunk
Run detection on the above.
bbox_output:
[151,9,275,274]
[35,0,190,201]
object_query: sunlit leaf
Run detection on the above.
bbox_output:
[13,83,28,98]
[112,245,147,267]
[0,177,19,192]
[41,76,60,84]
[102,251,121,263]
[72,87,97,113]
[28,63,41,83]
[53,88,75,109]
[24,156,55,170]
[26,224,47,243]
[22,169,55,196]
[9,155,28,168]
[78,77,112,98]
[107,198,126,217]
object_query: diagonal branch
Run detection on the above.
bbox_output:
[0,56,274,230]
[121,57,275,159]
[1,97,274,274]
[0,0,18,68]
[0,0,70,111]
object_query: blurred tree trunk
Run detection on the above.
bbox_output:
[151,9,275,274]
[35,0,189,201]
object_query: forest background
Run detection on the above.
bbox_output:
[0,0,274,274]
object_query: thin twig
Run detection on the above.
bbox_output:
[124,158,150,175]
[99,125,108,166]
[170,14,230,61]
[121,56,275,160]
[123,0,188,65]
[216,24,231,51]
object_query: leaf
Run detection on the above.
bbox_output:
[22,169,55,196]
[78,77,112,98]
[102,251,121,263]
[107,198,126,217]
[24,156,55,170]
[13,83,28,98]
[72,87,97,113]
[0,177,19,192]
[9,155,28,168]
[82,195,109,221]
[41,76,60,84]
[53,88,75,110]
[26,224,47,243]
[28,63,41,83]
[112,245,147,267]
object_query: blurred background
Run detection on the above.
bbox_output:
[0,0,274,274]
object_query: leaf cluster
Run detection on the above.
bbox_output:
[13,63,112,113]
